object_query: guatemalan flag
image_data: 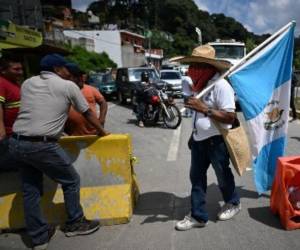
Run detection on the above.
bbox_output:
[228,22,295,193]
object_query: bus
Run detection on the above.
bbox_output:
[208,39,246,66]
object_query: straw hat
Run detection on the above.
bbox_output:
[173,44,232,71]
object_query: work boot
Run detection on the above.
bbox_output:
[32,225,56,250]
[64,216,100,237]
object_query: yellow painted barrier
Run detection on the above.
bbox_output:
[0,134,139,229]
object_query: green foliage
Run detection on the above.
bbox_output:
[148,29,176,56]
[67,46,117,72]
[294,49,300,69]
[245,38,257,54]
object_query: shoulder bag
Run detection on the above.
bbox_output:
[213,118,251,176]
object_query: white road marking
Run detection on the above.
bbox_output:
[246,167,252,171]
[167,125,182,162]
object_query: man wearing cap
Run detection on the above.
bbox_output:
[0,56,23,171]
[64,63,108,135]
[9,54,109,249]
[175,45,241,231]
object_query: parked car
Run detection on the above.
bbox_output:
[88,72,117,99]
[159,69,183,97]
[116,67,164,103]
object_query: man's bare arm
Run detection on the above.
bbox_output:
[82,109,109,136]
[96,99,108,126]
[185,97,235,124]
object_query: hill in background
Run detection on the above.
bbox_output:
[78,0,299,66]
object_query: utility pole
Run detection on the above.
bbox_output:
[195,27,202,45]
[147,30,152,65]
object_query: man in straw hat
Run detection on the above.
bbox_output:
[175,44,241,231]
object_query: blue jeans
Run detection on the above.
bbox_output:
[0,137,19,171]
[190,135,239,222]
[9,137,84,246]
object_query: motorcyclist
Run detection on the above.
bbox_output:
[135,71,157,127]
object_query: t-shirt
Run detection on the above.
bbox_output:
[13,71,89,138]
[66,84,105,136]
[193,73,235,141]
[0,76,21,136]
[182,75,193,97]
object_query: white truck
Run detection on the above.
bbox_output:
[208,39,246,66]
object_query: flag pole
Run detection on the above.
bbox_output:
[180,21,295,113]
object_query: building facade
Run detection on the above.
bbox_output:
[64,30,147,67]
[0,0,43,29]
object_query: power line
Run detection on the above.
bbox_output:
[66,30,122,46]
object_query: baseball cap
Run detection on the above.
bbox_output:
[40,54,68,72]
[65,62,84,77]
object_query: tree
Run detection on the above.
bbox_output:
[67,46,117,72]
[78,0,300,59]
[245,38,257,54]
[294,49,300,69]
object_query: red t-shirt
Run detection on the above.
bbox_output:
[66,84,104,136]
[0,76,21,136]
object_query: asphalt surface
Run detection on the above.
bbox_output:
[1,99,300,250]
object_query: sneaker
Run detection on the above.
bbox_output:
[64,216,100,237]
[138,121,144,127]
[217,203,241,221]
[175,215,207,231]
[289,117,297,122]
[32,225,56,250]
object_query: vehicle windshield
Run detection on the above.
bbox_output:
[89,74,104,83]
[89,73,113,85]
[128,68,160,82]
[102,73,113,83]
[160,71,181,80]
[211,45,245,59]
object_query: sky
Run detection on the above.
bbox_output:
[72,0,95,12]
[195,0,300,36]
[72,0,300,36]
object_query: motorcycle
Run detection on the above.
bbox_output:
[132,85,182,129]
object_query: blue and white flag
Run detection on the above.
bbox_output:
[228,23,295,193]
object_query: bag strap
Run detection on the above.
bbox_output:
[211,116,240,136]
[211,119,226,136]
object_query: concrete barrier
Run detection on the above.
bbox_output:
[0,134,139,230]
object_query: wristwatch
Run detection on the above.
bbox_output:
[206,108,213,117]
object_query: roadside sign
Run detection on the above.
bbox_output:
[0,19,42,49]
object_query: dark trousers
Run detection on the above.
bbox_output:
[136,102,146,122]
[290,86,297,119]
[9,137,83,246]
[190,135,240,222]
[0,137,19,171]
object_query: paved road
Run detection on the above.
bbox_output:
[1,100,300,250]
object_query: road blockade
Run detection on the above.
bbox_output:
[0,134,139,230]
